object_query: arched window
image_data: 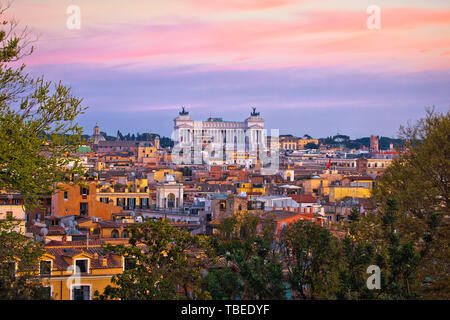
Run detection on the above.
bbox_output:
[122,230,129,238]
[167,193,176,208]
[111,229,119,238]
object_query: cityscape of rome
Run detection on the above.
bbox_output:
[0,0,449,308]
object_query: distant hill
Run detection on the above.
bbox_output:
[319,135,404,150]
[354,136,404,150]
[81,131,174,148]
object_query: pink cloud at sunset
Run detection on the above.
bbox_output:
[15,4,449,73]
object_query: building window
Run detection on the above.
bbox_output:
[128,198,136,210]
[42,286,52,299]
[39,260,52,276]
[111,229,119,238]
[80,187,89,196]
[75,259,89,274]
[141,198,149,208]
[80,203,88,216]
[167,193,175,208]
[64,191,68,200]
[72,285,90,300]
[123,257,136,271]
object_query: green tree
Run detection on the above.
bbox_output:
[336,235,376,299]
[98,220,212,300]
[0,4,86,300]
[182,166,192,177]
[347,199,421,299]
[348,207,360,222]
[160,136,174,148]
[280,220,340,299]
[0,218,50,299]
[0,5,86,207]
[201,266,241,300]
[304,142,319,149]
[373,108,449,299]
[210,215,286,300]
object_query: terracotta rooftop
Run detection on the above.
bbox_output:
[289,194,317,204]
[45,246,122,270]
[261,211,301,221]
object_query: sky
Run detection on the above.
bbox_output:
[6,0,450,138]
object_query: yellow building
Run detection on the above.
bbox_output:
[297,139,319,149]
[302,176,329,197]
[77,219,130,239]
[38,240,130,300]
[153,169,183,183]
[279,137,319,150]
[96,179,151,211]
[137,144,157,163]
[232,151,257,165]
[236,182,265,195]
[329,186,371,202]
[279,137,299,150]
[366,159,393,176]
[0,193,26,234]
[341,176,375,189]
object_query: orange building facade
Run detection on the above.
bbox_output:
[51,182,123,220]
